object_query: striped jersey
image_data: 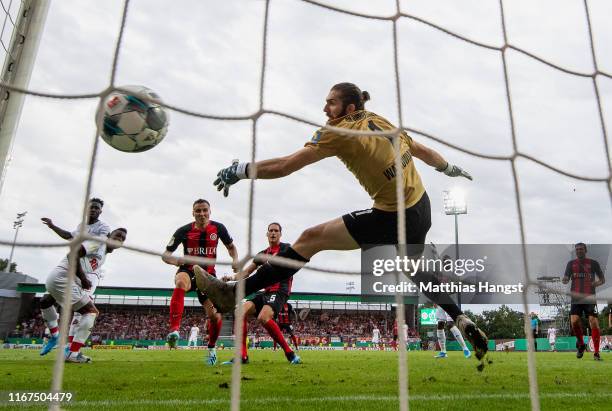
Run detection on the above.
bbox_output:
[564,258,604,302]
[166,221,232,274]
[277,303,293,325]
[255,242,292,295]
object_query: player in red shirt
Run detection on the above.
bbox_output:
[276,303,299,351]
[563,242,605,361]
[219,222,301,364]
[162,199,239,365]
[392,320,399,351]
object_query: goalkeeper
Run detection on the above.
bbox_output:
[198,82,488,361]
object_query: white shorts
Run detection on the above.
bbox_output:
[45,266,91,311]
[549,338,556,344]
[436,306,452,322]
[372,337,380,344]
[85,272,100,296]
[188,337,197,342]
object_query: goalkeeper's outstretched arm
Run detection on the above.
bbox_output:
[213,148,321,196]
[249,147,321,179]
[409,139,472,180]
[214,138,471,198]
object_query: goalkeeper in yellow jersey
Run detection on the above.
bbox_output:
[197,82,488,361]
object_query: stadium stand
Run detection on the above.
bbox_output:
[10,304,417,344]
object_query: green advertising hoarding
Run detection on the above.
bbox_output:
[420,308,437,325]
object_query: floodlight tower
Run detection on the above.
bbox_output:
[443,189,467,309]
[7,211,26,271]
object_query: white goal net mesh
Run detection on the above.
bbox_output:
[0,1,610,411]
[0,0,22,68]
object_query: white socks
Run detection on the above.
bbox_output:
[69,313,82,339]
[72,313,96,344]
[437,329,446,353]
[450,325,468,350]
[41,306,59,336]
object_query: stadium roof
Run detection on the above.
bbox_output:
[16,283,417,304]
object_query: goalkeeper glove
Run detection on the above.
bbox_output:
[436,162,473,180]
[213,159,250,197]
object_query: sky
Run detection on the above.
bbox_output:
[0,0,611,306]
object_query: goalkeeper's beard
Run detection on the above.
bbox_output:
[327,105,350,121]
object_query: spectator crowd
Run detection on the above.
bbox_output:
[11,304,417,344]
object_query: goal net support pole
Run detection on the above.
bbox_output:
[0,0,50,196]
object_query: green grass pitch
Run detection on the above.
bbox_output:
[1,349,610,410]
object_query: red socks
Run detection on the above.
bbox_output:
[241,318,248,360]
[573,322,584,346]
[592,328,601,353]
[69,341,84,353]
[291,335,299,349]
[207,318,222,348]
[169,288,185,332]
[264,319,292,354]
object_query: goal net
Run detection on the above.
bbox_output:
[0,1,610,411]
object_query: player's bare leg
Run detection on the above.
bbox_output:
[167,272,190,348]
[290,217,360,257]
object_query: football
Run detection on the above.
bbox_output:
[100,85,169,153]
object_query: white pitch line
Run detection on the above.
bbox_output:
[3,392,609,408]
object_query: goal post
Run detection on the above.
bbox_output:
[0,0,49,196]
